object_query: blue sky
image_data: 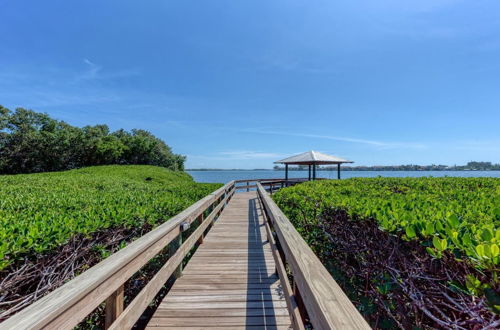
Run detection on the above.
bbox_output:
[1,0,499,169]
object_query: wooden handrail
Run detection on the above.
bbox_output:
[0,181,235,330]
[234,178,327,189]
[234,178,314,184]
[257,183,370,330]
[233,178,316,193]
[257,197,305,330]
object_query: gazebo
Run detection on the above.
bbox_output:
[275,150,353,182]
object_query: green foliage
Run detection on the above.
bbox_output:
[273,177,500,272]
[0,165,221,270]
[0,106,186,174]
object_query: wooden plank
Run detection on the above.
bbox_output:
[182,267,275,273]
[192,255,274,260]
[182,270,277,276]
[159,301,288,309]
[172,277,279,284]
[153,308,290,317]
[257,184,370,330]
[190,253,274,258]
[146,326,291,330]
[169,283,282,290]
[176,274,279,280]
[168,289,286,296]
[148,316,292,327]
[199,241,269,244]
[163,294,283,302]
[184,262,273,267]
[193,252,274,257]
[104,285,124,329]
[186,259,275,265]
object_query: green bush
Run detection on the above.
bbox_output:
[0,165,221,270]
[273,177,500,272]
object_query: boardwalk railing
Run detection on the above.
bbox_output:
[234,178,317,193]
[234,178,287,192]
[257,182,371,329]
[0,181,236,330]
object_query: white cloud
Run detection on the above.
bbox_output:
[77,58,139,82]
[80,58,102,80]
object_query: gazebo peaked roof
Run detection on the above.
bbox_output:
[275,150,353,165]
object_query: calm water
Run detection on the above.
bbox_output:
[187,170,500,183]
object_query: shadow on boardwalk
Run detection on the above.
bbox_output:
[246,197,282,329]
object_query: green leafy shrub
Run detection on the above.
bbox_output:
[273,177,500,272]
[0,165,221,270]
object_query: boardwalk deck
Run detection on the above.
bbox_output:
[1,181,370,330]
[146,191,292,329]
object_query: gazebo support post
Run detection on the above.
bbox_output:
[308,165,311,181]
[285,164,288,186]
[337,163,341,180]
[313,164,316,180]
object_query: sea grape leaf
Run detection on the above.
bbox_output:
[481,228,493,242]
[448,214,460,228]
[462,233,472,246]
[433,236,442,251]
[476,245,485,258]
[465,275,483,296]
[426,222,435,236]
[405,225,416,238]
[490,244,499,258]
[435,220,444,232]
[440,238,448,251]
[426,247,438,258]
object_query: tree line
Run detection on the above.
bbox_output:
[0,106,185,174]
[273,162,500,171]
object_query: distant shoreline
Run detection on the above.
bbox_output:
[187,169,500,172]
[188,161,500,172]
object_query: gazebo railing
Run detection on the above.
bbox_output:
[234,178,317,194]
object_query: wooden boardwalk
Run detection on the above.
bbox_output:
[1,180,370,330]
[146,191,292,329]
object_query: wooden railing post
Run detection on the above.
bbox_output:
[293,281,308,324]
[105,284,124,329]
[197,214,205,244]
[246,181,249,192]
[169,234,183,279]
